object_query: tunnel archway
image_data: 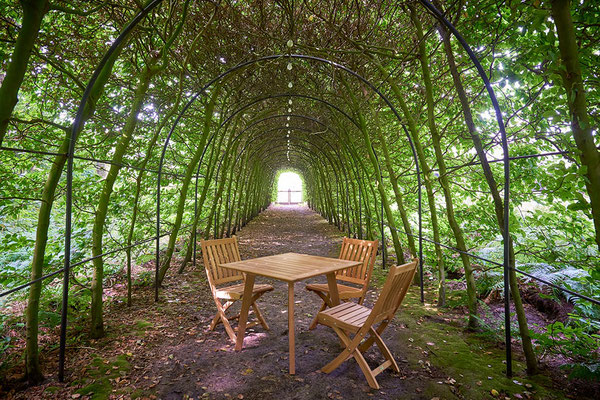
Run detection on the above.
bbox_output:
[2,0,559,385]
[59,2,512,380]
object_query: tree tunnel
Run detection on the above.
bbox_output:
[2,0,600,391]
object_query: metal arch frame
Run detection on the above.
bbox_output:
[155,56,424,298]
[185,92,401,271]
[418,0,512,376]
[60,0,164,381]
[56,0,516,381]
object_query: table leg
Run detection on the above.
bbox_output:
[288,282,295,375]
[326,272,340,306]
[235,273,255,351]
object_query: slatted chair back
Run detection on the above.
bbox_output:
[368,259,418,324]
[201,236,244,287]
[336,237,378,287]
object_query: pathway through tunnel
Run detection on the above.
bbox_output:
[12,205,570,400]
[149,204,434,400]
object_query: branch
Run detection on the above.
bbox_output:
[49,0,109,16]
[34,49,85,91]
[9,116,69,131]
[0,196,46,203]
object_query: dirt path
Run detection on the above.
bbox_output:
[150,204,433,399]
[8,205,579,400]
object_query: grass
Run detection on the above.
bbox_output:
[368,267,567,399]
[73,354,131,400]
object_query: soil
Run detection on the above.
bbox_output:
[0,205,595,400]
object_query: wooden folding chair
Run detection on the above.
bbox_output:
[200,236,273,343]
[316,259,418,389]
[306,237,378,330]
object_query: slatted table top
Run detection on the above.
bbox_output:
[219,252,361,282]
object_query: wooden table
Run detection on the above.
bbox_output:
[219,252,361,374]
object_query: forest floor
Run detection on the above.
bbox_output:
[1,205,595,399]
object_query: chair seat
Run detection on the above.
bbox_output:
[216,283,274,300]
[306,282,363,299]
[317,302,372,333]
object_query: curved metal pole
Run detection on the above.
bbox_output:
[156,53,423,303]
[55,0,512,383]
[419,0,512,376]
[61,0,163,381]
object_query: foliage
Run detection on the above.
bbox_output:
[0,0,599,385]
[532,317,600,381]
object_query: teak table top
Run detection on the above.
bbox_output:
[218,252,361,282]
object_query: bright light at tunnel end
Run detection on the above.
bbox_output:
[277,172,303,204]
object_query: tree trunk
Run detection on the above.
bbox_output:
[0,0,49,145]
[437,2,538,373]
[91,69,153,338]
[551,0,600,251]
[158,85,221,283]
[376,124,417,256]
[410,4,477,323]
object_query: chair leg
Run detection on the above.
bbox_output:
[358,320,390,353]
[370,327,399,373]
[321,326,379,389]
[220,310,237,343]
[308,300,328,330]
[351,346,380,389]
[209,313,220,331]
[321,326,353,373]
[212,298,237,343]
[209,301,234,330]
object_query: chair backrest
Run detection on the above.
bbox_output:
[369,259,418,323]
[336,237,378,287]
[200,236,243,287]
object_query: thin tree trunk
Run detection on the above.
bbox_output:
[158,85,221,283]
[179,137,220,272]
[91,69,153,338]
[551,0,600,251]
[410,5,477,322]
[437,3,538,373]
[375,122,417,256]
[0,0,49,145]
